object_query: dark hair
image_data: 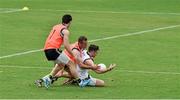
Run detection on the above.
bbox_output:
[62,14,72,24]
[88,44,99,52]
[78,36,87,43]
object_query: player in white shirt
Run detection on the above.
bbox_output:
[53,44,116,87]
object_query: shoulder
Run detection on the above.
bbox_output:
[62,29,69,33]
[82,50,90,61]
[61,29,69,37]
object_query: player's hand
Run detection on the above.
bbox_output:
[107,64,116,71]
[91,64,99,70]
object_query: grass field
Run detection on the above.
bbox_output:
[0,0,180,99]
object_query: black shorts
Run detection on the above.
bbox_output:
[44,49,62,61]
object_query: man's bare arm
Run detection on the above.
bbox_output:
[72,50,98,70]
[63,29,74,57]
[83,59,116,74]
[93,64,116,74]
[83,59,98,70]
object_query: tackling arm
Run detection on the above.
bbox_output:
[63,29,74,57]
[72,49,98,70]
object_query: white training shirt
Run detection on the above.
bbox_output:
[77,50,93,79]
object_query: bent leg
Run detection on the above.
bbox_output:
[66,61,79,79]
[50,63,65,76]
[88,76,105,87]
[95,79,105,87]
[55,70,72,78]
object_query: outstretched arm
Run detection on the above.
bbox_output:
[93,64,116,74]
[82,56,116,74]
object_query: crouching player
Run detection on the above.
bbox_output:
[36,36,99,88]
[53,44,116,87]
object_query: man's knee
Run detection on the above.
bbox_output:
[100,80,105,87]
[66,60,75,67]
[65,61,78,78]
[96,79,105,87]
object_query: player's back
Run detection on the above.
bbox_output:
[44,24,67,50]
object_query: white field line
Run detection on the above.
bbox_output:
[0,8,24,14]
[0,24,180,59]
[88,24,180,42]
[0,64,180,75]
[1,8,180,16]
[0,49,43,59]
[0,65,50,69]
[118,70,180,75]
[36,9,180,16]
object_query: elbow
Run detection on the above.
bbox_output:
[96,71,102,74]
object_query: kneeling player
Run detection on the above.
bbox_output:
[54,44,116,87]
[36,36,99,88]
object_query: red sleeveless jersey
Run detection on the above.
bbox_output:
[44,24,67,50]
[64,42,82,63]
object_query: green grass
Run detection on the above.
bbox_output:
[0,0,180,99]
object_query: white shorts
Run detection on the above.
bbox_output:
[87,76,97,86]
[55,51,70,64]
